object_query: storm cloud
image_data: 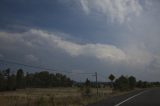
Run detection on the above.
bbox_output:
[0,0,160,81]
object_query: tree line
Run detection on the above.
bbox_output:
[0,68,73,91]
[108,74,160,91]
[0,68,160,92]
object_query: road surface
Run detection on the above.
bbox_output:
[87,88,160,106]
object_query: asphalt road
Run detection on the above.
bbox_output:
[87,88,160,106]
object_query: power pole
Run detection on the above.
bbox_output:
[95,72,98,96]
[92,72,98,96]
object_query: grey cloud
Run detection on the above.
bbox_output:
[25,54,38,62]
[0,28,159,81]
[0,29,155,70]
[0,0,160,81]
[79,0,145,24]
[1,29,153,66]
[0,54,4,58]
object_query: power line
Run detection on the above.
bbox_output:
[97,73,109,82]
[98,73,107,79]
[0,59,94,75]
[0,59,67,73]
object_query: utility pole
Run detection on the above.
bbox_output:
[95,72,98,96]
[92,72,98,96]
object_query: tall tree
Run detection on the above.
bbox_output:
[85,78,91,87]
[128,76,136,89]
[16,69,25,88]
[4,68,10,90]
[114,76,129,91]
[8,74,16,90]
[108,74,115,88]
[0,71,5,91]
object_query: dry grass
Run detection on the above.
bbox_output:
[0,87,113,106]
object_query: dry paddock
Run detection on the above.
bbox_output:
[0,87,112,106]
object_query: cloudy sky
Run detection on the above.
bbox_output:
[0,0,160,81]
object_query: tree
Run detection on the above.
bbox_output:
[16,69,25,88]
[4,68,11,90]
[4,68,10,79]
[128,76,136,89]
[85,78,91,87]
[8,74,16,90]
[108,74,115,88]
[37,71,50,87]
[114,76,129,91]
[81,78,92,97]
[0,69,16,91]
[0,71,5,91]
[136,80,143,88]
[0,68,74,90]
[136,80,150,88]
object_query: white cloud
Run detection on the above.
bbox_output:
[0,29,127,63]
[0,0,159,81]
[27,29,127,62]
[79,0,144,23]
[124,45,153,66]
[0,29,154,65]
[56,41,126,61]
[0,29,155,66]
[80,0,90,14]
[0,28,159,80]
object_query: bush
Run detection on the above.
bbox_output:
[80,86,92,97]
[114,76,129,91]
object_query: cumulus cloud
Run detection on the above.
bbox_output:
[27,30,155,66]
[0,29,154,65]
[0,28,158,80]
[57,42,126,61]
[0,0,159,81]
[24,29,127,62]
[79,0,144,23]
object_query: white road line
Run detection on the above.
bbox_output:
[115,90,147,106]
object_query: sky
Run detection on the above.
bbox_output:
[0,0,160,81]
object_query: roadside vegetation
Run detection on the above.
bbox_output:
[112,75,160,91]
[0,68,73,91]
[0,68,160,106]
